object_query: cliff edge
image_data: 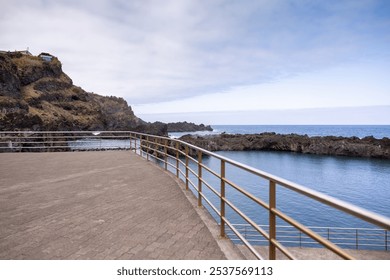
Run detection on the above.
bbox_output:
[0,51,166,134]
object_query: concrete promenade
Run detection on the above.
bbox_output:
[0,151,241,260]
[1,150,389,260]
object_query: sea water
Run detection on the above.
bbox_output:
[170,125,390,139]
[167,125,390,249]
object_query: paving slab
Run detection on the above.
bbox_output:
[0,151,242,260]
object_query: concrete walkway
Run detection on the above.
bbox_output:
[0,151,241,260]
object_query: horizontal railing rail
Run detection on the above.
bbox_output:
[226,224,389,251]
[0,131,132,151]
[2,131,390,260]
[128,131,390,260]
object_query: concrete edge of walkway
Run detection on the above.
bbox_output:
[145,159,246,260]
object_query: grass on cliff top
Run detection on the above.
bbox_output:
[12,54,62,70]
[13,55,43,68]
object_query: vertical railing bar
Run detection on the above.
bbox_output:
[155,137,158,160]
[132,133,135,151]
[138,135,141,156]
[198,150,203,207]
[356,229,359,250]
[220,159,226,238]
[139,135,143,157]
[131,133,133,152]
[385,230,388,251]
[140,135,143,156]
[146,135,149,161]
[175,142,179,178]
[185,145,189,190]
[299,230,302,248]
[164,139,168,170]
[140,135,143,157]
[269,180,276,260]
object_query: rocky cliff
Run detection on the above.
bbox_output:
[179,133,390,159]
[0,51,166,134]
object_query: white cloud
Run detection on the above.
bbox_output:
[1,0,389,112]
[134,59,390,115]
[138,106,390,125]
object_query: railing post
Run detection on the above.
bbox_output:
[197,150,202,207]
[139,135,142,155]
[129,133,132,151]
[220,159,226,238]
[269,180,276,260]
[156,137,161,160]
[175,141,179,178]
[356,229,359,250]
[138,135,142,156]
[164,139,168,170]
[146,136,149,161]
[299,231,302,248]
[385,230,388,251]
[155,137,158,158]
[185,145,189,190]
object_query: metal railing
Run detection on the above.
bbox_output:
[2,131,390,259]
[0,131,132,152]
[128,131,390,260]
[227,224,389,251]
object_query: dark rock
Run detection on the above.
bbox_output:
[179,133,390,159]
[167,121,213,132]
[0,54,21,98]
[134,122,168,136]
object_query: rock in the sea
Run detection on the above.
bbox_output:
[179,133,390,159]
[167,121,213,132]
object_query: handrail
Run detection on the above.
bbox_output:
[2,130,390,260]
[0,131,132,151]
[128,131,390,260]
[226,224,389,251]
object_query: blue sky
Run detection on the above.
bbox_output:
[1,0,390,124]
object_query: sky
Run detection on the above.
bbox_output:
[1,0,390,124]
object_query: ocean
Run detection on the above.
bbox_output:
[167,125,390,249]
[169,125,390,139]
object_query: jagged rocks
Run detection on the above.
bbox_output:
[179,133,390,159]
[167,121,213,132]
[0,54,21,98]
